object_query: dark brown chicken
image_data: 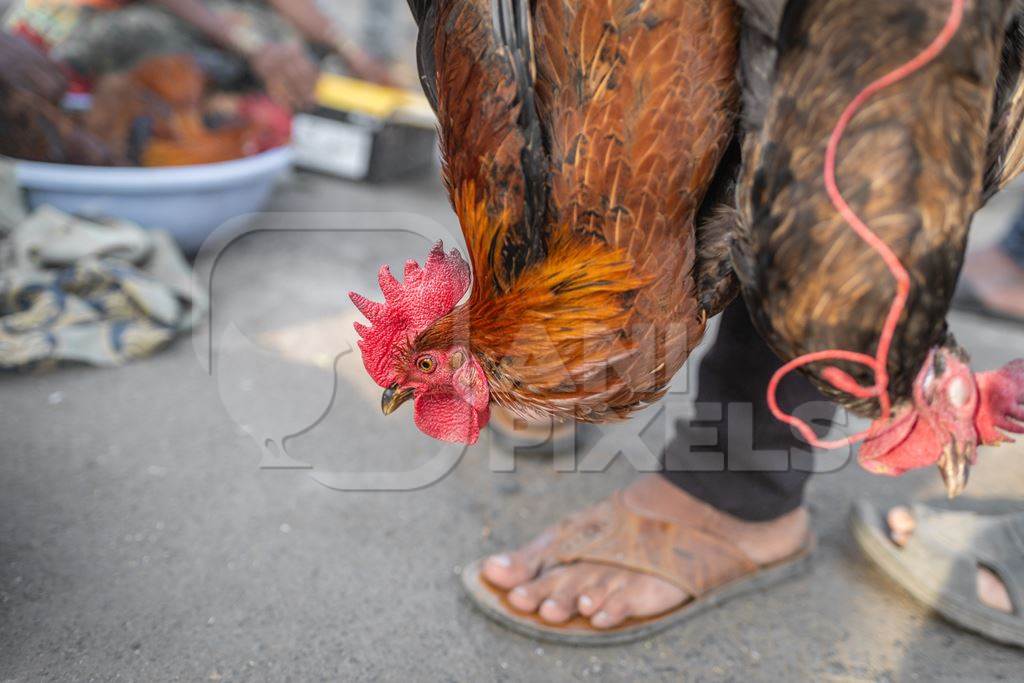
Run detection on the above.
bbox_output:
[731,0,1024,495]
[350,0,739,443]
[0,32,116,165]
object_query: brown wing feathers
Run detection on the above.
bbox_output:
[531,0,740,396]
[416,0,549,293]
[986,8,1024,197]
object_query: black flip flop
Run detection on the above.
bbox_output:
[851,500,1024,648]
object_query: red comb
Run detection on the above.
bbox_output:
[349,241,470,388]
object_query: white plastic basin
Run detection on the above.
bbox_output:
[14,146,294,252]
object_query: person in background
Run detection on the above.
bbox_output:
[261,0,398,88]
[956,217,1024,324]
[362,0,396,67]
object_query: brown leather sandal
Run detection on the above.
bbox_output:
[460,492,815,645]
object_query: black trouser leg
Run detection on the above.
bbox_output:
[661,298,833,522]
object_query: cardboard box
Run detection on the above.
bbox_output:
[292,74,437,182]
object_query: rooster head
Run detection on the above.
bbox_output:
[859,346,978,498]
[349,241,491,444]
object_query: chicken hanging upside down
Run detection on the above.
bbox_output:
[351,0,740,443]
[732,0,1024,497]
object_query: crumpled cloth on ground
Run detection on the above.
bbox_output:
[0,201,206,369]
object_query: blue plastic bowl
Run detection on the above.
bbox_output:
[14,146,294,252]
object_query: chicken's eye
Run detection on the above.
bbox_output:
[417,355,436,373]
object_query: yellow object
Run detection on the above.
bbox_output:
[314,73,435,127]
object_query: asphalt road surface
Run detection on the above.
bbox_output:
[2,168,1024,681]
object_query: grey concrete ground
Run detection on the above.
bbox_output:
[3,168,1024,682]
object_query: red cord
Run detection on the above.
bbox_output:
[766,0,965,449]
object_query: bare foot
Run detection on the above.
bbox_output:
[960,247,1024,319]
[481,475,810,629]
[887,506,1012,613]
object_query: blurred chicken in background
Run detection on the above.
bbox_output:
[0,0,398,166]
[0,30,114,164]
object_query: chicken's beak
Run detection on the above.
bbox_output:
[937,439,971,499]
[382,384,414,415]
